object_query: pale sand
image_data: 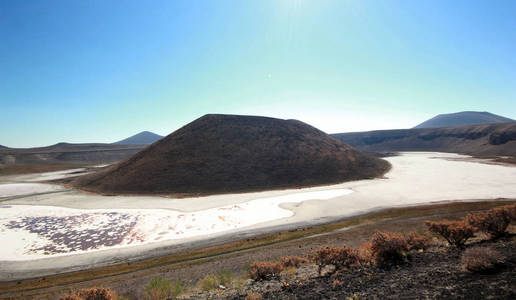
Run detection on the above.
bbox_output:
[0,152,515,280]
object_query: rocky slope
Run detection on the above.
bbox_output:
[332,122,516,156]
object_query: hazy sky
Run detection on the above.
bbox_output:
[1,0,515,147]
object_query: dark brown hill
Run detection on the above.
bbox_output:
[332,122,516,156]
[73,114,389,195]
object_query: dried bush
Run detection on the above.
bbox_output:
[245,292,263,300]
[369,232,409,267]
[504,203,516,220]
[356,241,373,265]
[79,288,117,300]
[310,246,359,275]
[332,279,342,288]
[248,261,284,281]
[461,246,506,273]
[145,277,170,299]
[59,288,117,300]
[59,294,82,300]
[405,232,431,250]
[279,256,308,268]
[466,205,515,239]
[425,221,474,249]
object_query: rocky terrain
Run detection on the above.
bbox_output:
[332,122,516,156]
[229,239,515,299]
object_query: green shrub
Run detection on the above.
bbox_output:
[216,269,233,286]
[199,274,218,291]
[171,279,184,298]
[145,277,171,300]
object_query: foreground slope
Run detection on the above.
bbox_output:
[332,122,516,156]
[113,131,163,145]
[414,111,514,129]
[74,114,389,195]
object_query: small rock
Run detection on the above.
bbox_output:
[246,279,255,286]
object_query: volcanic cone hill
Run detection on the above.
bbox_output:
[113,131,163,145]
[73,114,389,195]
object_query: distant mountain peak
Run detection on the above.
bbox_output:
[113,131,163,145]
[414,111,514,129]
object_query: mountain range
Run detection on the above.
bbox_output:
[333,122,516,156]
[413,111,514,129]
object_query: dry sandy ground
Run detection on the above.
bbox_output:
[0,152,515,280]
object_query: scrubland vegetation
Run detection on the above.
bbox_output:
[52,203,516,299]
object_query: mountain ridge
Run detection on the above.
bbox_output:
[332,122,516,156]
[414,111,514,129]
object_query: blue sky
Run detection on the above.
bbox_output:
[1,0,515,147]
